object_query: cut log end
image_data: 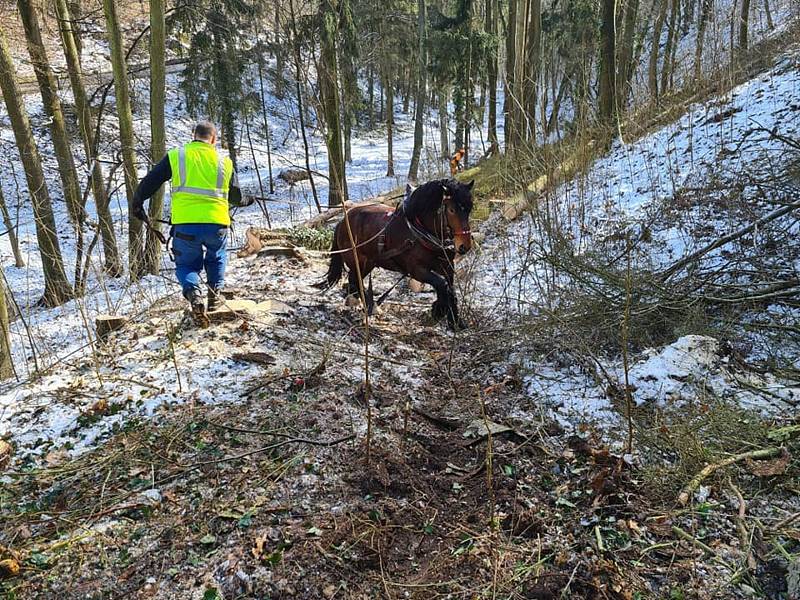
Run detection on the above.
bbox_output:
[96,315,128,340]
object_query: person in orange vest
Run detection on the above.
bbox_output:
[132,121,242,326]
[450,147,465,176]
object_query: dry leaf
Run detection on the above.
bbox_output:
[251,534,267,560]
[0,439,12,470]
[0,558,20,579]
[746,448,791,477]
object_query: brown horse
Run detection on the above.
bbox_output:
[320,178,474,329]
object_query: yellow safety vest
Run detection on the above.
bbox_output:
[168,141,233,226]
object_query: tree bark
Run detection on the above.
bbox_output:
[55,0,121,277]
[385,68,395,177]
[145,0,166,275]
[318,0,348,205]
[763,0,774,30]
[739,0,751,51]
[287,0,320,212]
[694,0,713,80]
[598,0,617,123]
[648,0,669,100]
[617,0,639,109]
[0,34,73,307]
[522,0,541,142]
[0,272,13,380]
[103,0,143,277]
[17,0,84,229]
[505,0,526,150]
[0,185,23,267]
[486,0,499,153]
[660,0,679,94]
[439,88,449,159]
[407,0,427,182]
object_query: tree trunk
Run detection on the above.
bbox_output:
[486,0,499,152]
[0,185,24,267]
[617,0,639,109]
[145,0,166,275]
[55,0,121,277]
[648,0,669,100]
[739,0,751,51]
[598,0,617,123]
[18,0,84,229]
[0,272,13,380]
[68,0,83,59]
[256,48,275,194]
[367,65,375,128]
[385,69,395,177]
[694,0,713,80]
[0,34,73,307]
[288,0,320,212]
[545,67,571,138]
[319,0,348,205]
[407,0,427,182]
[338,0,358,166]
[504,0,524,151]
[660,0,679,94]
[522,0,541,142]
[763,0,774,30]
[439,88,449,160]
[103,0,143,278]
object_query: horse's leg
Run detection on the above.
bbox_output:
[365,273,375,316]
[413,269,450,324]
[346,263,375,314]
[443,264,466,330]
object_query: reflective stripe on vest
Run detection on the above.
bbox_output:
[173,146,228,199]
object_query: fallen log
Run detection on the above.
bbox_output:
[237,227,292,258]
[277,168,310,184]
[302,192,402,229]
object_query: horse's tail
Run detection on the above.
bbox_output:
[315,229,344,290]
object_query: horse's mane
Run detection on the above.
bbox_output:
[403,178,456,220]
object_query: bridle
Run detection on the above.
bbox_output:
[405,185,471,252]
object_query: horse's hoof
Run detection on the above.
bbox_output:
[431,301,446,321]
[345,294,360,307]
[447,318,468,332]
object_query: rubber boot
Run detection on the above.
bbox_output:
[207,287,223,312]
[186,288,209,328]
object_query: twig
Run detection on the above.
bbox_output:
[677,446,783,506]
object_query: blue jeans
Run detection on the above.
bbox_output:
[172,223,228,298]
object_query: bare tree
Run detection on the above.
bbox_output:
[0,271,13,380]
[0,33,73,306]
[145,0,167,275]
[17,0,84,228]
[318,0,349,205]
[103,0,143,277]
[0,185,24,268]
[55,0,122,277]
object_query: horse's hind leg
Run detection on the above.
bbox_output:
[346,268,375,314]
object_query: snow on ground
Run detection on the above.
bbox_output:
[472,38,800,435]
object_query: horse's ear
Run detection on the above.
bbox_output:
[467,179,475,190]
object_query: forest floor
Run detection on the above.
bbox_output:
[0,241,798,599]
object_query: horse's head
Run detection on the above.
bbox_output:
[442,179,474,255]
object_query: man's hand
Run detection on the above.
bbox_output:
[132,203,148,223]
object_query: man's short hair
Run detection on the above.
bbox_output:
[193,120,217,141]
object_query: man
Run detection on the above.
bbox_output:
[132,121,242,326]
[449,147,465,176]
